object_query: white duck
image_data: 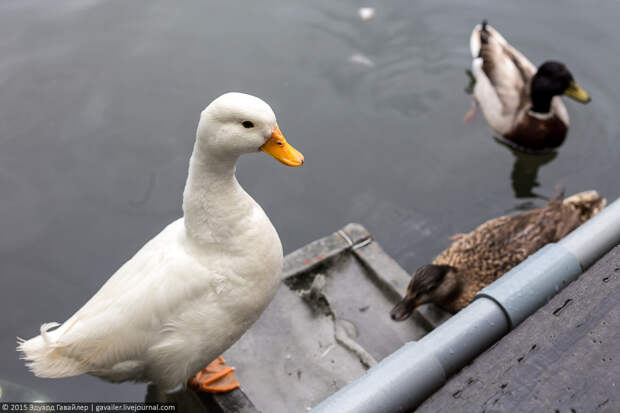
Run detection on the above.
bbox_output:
[18,92,304,393]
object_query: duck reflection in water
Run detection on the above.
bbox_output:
[495,138,558,199]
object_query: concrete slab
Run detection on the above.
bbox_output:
[218,223,446,412]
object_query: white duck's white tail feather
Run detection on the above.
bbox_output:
[17,323,88,378]
[40,322,60,346]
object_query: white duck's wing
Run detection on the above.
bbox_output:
[19,219,216,382]
[470,23,537,134]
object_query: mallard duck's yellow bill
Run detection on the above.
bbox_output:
[564,81,591,103]
[260,124,304,167]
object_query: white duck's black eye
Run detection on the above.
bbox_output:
[242,121,254,128]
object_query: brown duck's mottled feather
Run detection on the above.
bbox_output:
[432,191,605,313]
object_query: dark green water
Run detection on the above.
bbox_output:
[1,0,619,403]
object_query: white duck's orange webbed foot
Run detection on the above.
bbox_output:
[188,356,240,393]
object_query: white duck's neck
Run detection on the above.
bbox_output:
[182,144,254,244]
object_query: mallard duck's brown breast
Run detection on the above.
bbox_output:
[504,113,568,151]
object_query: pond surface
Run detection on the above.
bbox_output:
[1,0,619,404]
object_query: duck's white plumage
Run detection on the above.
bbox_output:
[18,93,298,390]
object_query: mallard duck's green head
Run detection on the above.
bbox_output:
[531,61,591,112]
[390,264,459,321]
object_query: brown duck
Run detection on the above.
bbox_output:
[391,189,605,320]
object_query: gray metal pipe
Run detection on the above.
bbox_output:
[311,197,620,413]
[479,198,620,328]
[560,197,620,268]
[476,243,581,328]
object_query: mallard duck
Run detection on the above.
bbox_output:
[18,93,304,393]
[391,189,605,319]
[467,21,591,152]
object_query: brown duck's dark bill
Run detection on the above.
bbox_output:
[390,299,416,321]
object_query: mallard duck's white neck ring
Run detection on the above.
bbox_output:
[527,110,554,120]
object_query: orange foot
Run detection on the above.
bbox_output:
[463,98,478,123]
[188,356,240,393]
[450,233,467,241]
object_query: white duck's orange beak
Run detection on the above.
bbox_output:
[260,124,304,167]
